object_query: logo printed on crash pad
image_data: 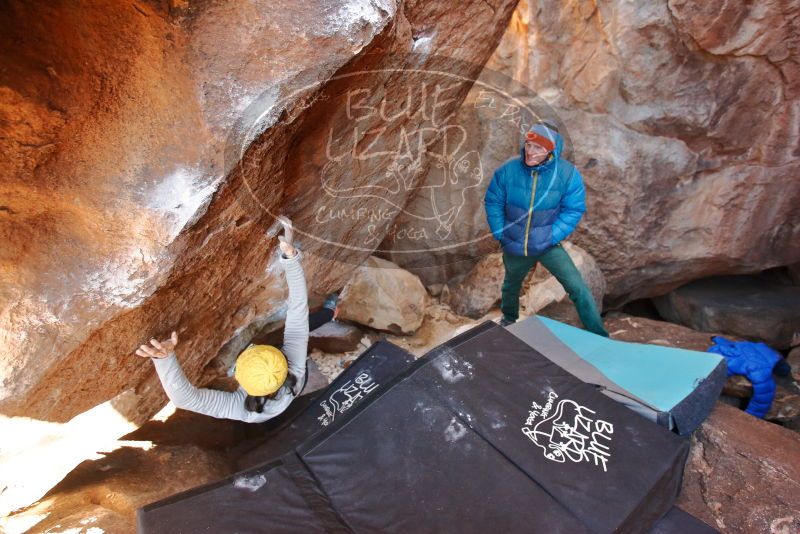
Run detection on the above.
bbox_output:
[521,390,614,472]
[318,372,379,427]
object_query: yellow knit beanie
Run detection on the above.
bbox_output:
[234,345,288,396]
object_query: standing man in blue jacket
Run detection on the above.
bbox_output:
[484,121,608,336]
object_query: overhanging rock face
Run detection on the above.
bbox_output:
[139,322,690,533]
[0,0,518,423]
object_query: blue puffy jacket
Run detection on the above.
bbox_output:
[484,123,586,257]
[707,336,780,419]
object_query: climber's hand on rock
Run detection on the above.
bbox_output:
[136,331,178,359]
[278,237,297,258]
[277,215,297,258]
[277,215,294,245]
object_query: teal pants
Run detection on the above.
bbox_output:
[501,244,609,337]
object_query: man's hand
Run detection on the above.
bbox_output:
[136,331,178,359]
[277,215,297,258]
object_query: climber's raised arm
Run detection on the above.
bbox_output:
[137,332,267,422]
[136,215,308,423]
[275,216,309,395]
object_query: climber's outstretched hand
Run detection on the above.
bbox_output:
[136,331,178,359]
[276,215,297,258]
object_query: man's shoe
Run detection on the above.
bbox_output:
[498,317,516,327]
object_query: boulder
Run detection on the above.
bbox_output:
[336,256,429,335]
[382,0,800,303]
[303,359,332,394]
[537,299,583,328]
[386,302,477,357]
[541,0,800,305]
[602,312,716,351]
[653,275,800,350]
[309,321,364,354]
[788,345,800,382]
[0,0,519,423]
[722,375,756,399]
[722,376,800,425]
[446,253,505,318]
[788,263,800,286]
[603,314,800,527]
[426,283,445,298]
[769,388,800,424]
[679,403,800,533]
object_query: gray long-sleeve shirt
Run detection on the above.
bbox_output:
[152,251,309,423]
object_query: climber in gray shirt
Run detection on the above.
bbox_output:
[135,216,309,423]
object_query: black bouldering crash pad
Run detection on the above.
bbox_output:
[234,340,417,469]
[138,322,691,533]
